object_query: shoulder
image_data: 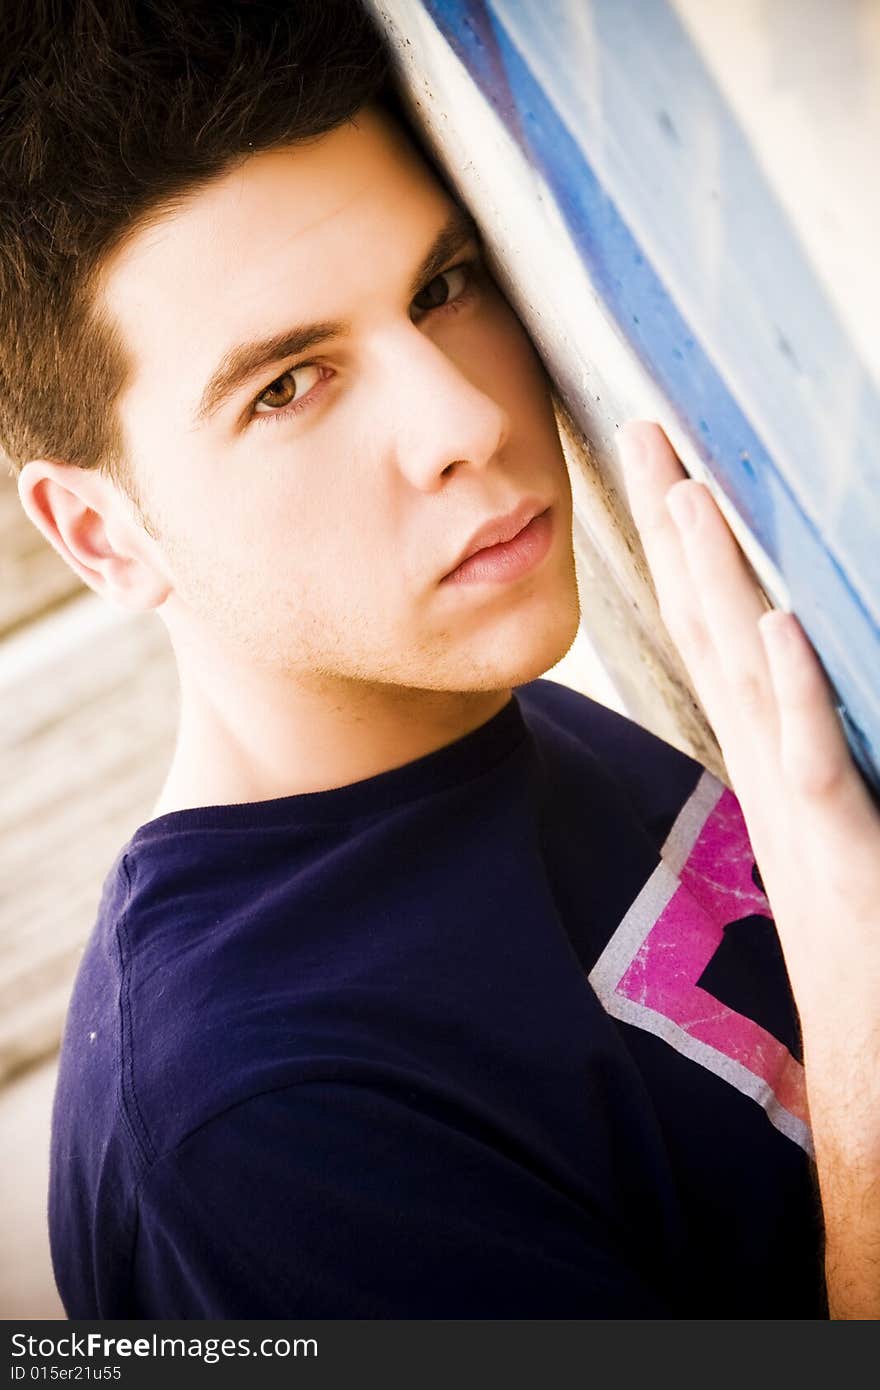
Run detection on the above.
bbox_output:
[52,840,301,1176]
[515,677,709,847]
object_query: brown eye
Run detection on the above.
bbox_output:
[254,363,321,414]
[411,265,470,314]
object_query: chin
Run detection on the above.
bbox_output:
[453,583,582,694]
[511,612,581,686]
[507,557,582,685]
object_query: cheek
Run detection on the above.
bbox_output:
[181,481,380,623]
[469,293,554,416]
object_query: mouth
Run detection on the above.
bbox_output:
[439,505,555,587]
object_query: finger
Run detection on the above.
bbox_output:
[758,610,853,801]
[619,420,686,527]
[665,478,776,733]
[618,422,723,704]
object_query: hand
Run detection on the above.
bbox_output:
[617,421,880,1027]
[617,420,880,1315]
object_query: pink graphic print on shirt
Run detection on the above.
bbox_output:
[588,770,810,1153]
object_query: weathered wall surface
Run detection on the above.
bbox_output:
[367,0,880,792]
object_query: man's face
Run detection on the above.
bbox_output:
[101,104,579,695]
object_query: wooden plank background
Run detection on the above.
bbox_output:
[1,465,177,1082]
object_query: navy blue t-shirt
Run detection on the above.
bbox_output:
[48,678,825,1317]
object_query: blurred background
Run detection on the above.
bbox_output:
[4,0,879,1317]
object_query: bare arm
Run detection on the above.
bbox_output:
[619,421,880,1319]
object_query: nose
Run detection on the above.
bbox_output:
[381,324,511,490]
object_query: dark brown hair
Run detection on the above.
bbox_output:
[0,0,390,497]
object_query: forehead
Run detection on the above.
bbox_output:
[100,106,452,410]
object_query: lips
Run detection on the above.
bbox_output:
[441,497,549,581]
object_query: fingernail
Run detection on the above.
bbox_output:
[665,484,697,529]
[759,610,794,652]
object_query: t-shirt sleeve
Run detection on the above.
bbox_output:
[130,1081,673,1318]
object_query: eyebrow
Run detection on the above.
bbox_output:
[193,204,481,426]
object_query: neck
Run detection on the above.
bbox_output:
[150,642,512,818]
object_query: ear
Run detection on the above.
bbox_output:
[17,459,171,611]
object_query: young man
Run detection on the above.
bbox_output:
[5,1,879,1318]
